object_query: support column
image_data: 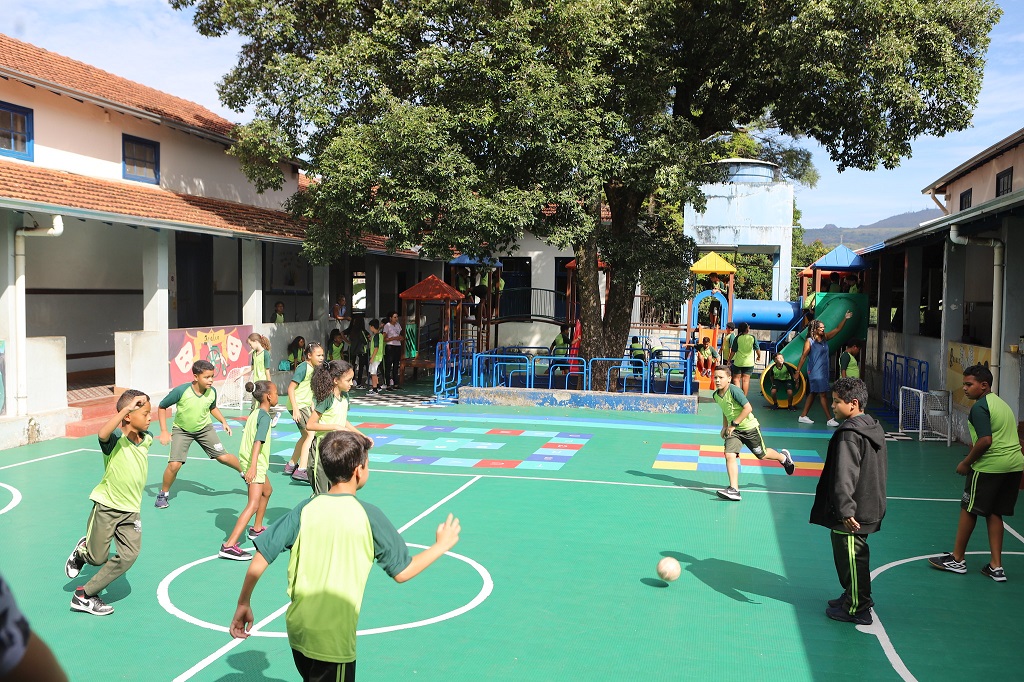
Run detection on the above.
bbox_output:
[241,239,263,325]
[143,229,169,333]
[903,246,922,338]
[312,265,330,322]
[941,239,967,391]
[0,212,17,415]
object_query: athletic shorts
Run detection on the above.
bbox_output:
[169,424,225,463]
[369,360,381,374]
[731,364,754,376]
[292,650,355,682]
[724,426,768,458]
[962,470,1022,517]
[771,380,795,393]
[293,406,312,432]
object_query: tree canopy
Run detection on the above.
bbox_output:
[175,0,1001,360]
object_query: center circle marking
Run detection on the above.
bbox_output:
[157,542,493,637]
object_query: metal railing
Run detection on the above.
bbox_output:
[433,339,476,402]
[880,352,929,418]
[493,288,568,323]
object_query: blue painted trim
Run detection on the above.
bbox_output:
[0,100,34,162]
[122,134,160,184]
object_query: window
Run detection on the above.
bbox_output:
[959,188,972,211]
[0,101,33,161]
[122,134,159,184]
[996,168,1013,197]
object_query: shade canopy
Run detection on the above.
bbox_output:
[399,275,465,301]
[689,251,736,274]
[811,245,867,271]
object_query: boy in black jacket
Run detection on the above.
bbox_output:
[810,377,888,625]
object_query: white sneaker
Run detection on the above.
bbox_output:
[798,416,814,424]
[827,418,840,427]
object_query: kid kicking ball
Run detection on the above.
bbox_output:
[657,557,681,582]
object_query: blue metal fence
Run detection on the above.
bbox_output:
[880,352,929,418]
[433,339,476,402]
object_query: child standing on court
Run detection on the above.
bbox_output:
[219,380,278,561]
[155,360,240,509]
[730,322,760,396]
[712,366,794,501]
[721,322,736,365]
[796,310,853,427]
[367,319,386,395]
[65,390,152,615]
[839,339,861,379]
[928,364,1023,582]
[305,360,369,495]
[284,342,325,482]
[230,431,461,682]
[811,377,887,625]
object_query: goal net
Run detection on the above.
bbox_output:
[218,366,253,411]
[898,386,952,445]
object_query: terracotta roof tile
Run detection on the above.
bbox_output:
[0,33,235,138]
[399,274,463,301]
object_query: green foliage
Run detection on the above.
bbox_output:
[174,0,1001,354]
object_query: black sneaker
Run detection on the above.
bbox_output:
[716,487,742,501]
[781,449,795,476]
[65,536,87,579]
[928,553,967,574]
[827,594,847,609]
[981,563,1007,582]
[825,606,872,625]
[71,587,113,616]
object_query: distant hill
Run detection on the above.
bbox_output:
[803,209,943,250]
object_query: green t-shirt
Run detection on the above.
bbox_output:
[630,342,645,359]
[329,343,346,361]
[840,351,860,378]
[698,345,719,360]
[770,364,794,382]
[731,334,757,368]
[239,408,272,473]
[713,384,759,430]
[291,362,315,408]
[722,332,736,361]
[274,312,285,324]
[251,349,271,382]
[552,334,569,355]
[160,383,217,432]
[253,494,412,664]
[310,394,351,495]
[92,429,153,513]
[968,393,1024,473]
[369,331,385,363]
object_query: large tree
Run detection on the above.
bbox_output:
[175,0,1000,368]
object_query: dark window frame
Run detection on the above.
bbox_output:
[122,134,160,184]
[959,188,972,211]
[996,168,1013,197]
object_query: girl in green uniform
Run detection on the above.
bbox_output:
[220,380,278,560]
[305,360,369,495]
[730,322,761,396]
[284,342,325,482]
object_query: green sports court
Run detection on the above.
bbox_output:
[1,390,1021,681]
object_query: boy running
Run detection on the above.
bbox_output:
[230,431,461,681]
[65,390,152,616]
[712,366,795,501]
[929,364,1023,581]
[155,360,241,508]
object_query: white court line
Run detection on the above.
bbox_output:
[865,550,1024,681]
[1004,520,1024,546]
[0,448,95,471]
[0,482,22,515]
[173,476,483,682]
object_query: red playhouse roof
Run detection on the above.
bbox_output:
[399,275,465,301]
[564,257,610,270]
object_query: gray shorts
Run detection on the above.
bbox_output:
[293,406,313,433]
[169,424,225,463]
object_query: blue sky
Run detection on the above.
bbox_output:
[4,0,1021,230]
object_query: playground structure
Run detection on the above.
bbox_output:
[397,275,464,387]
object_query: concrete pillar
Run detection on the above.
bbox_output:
[941,239,967,391]
[0,212,15,416]
[312,265,330,322]
[241,239,262,325]
[1001,216,1024,411]
[143,228,169,333]
[903,246,922,336]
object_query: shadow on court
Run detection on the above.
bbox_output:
[208,507,293,536]
[658,550,794,604]
[61,573,132,602]
[213,651,289,682]
[625,469,768,496]
[144,479,246,501]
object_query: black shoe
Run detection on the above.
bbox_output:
[780,449,795,476]
[825,606,872,625]
[65,536,87,579]
[827,594,846,608]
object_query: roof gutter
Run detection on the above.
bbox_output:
[949,223,1004,392]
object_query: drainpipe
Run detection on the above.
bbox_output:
[14,214,64,416]
[949,223,1004,391]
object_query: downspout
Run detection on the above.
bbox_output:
[949,223,1003,391]
[13,214,64,416]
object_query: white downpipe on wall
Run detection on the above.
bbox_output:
[949,223,1004,391]
[14,214,64,416]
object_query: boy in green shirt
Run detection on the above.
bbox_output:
[155,360,241,509]
[367,319,386,395]
[65,390,152,616]
[929,364,1023,581]
[767,353,797,410]
[230,431,462,680]
[712,366,795,501]
[839,340,861,379]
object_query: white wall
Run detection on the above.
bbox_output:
[26,336,67,412]
[0,79,298,210]
[944,145,1024,212]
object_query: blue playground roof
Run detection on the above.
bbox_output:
[448,255,503,267]
[812,244,866,271]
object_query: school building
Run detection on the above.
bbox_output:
[0,34,438,447]
[858,125,1024,442]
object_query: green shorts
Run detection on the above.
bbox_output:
[293,406,313,433]
[724,426,768,458]
[169,424,225,463]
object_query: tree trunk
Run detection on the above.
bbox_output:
[575,183,644,391]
